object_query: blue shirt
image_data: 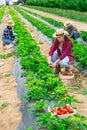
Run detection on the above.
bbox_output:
[2,26,15,41]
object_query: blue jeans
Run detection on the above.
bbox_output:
[72,31,79,39]
[2,34,16,45]
[52,52,70,67]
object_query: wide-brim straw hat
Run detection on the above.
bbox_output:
[53,29,68,38]
[6,20,15,27]
[64,21,72,27]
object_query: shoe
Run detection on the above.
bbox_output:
[3,44,6,47]
[54,65,61,74]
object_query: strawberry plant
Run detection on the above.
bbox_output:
[80,31,87,41]
[14,6,87,68]
[0,6,6,23]
[19,7,64,28]
[36,112,87,130]
[9,7,87,130]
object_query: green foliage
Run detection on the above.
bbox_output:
[15,6,87,68]
[37,113,87,130]
[26,126,33,130]
[9,6,87,129]
[25,0,87,12]
[0,102,10,108]
[82,89,87,95]
[14,6,55,41]
[0,6,6,23]
[26,5,87,23]
[80,31,87,41]
[0,52,14,59]
[20,7,64,28]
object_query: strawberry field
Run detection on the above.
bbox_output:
[0,4,87,130]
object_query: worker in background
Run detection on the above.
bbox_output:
[64,21,79,39]
[2,20,16,46]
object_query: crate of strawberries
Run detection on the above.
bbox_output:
[48,104,76,119]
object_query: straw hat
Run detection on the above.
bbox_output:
[64,21,72,27]
[53,29,68,38]
[6,20,15,27]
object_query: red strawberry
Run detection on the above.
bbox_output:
[57,107,63,112]
[63,105,68,109]
[51,109,55,113]
[57,111,62,115]
[67,108,73,114]
[62,109,67,114]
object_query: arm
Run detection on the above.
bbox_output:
[48,39,58,66]
[49,39,57,56]
[48,56,53,66]
[2,28,8,38]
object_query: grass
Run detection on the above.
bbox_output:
[82,89,87,95]
[4,73,11,77]
[26,5,87,23]
[38,41,44,44]
[26,126,33,130]
[0,52,14,59]
[0,102,10,109]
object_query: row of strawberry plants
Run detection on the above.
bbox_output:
[18,6,64,28]
[25,5,87,23]
[14,6,87,68]
[80,31,87,41]
[20,6,87,42]
[9,7,87,130]
[0,6,6,23]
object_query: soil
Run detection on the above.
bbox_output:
[0,6,87,130]
[21,6,87,31]
[0,8,21,130]
[15,7,87,118]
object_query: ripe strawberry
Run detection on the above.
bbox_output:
[57,111,62,115]
[62,109,67,114]
[57,107,63,112]
[51,109,55,113]
[63,105,69,109]
[67,108,73,114]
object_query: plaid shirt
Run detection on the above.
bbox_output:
[2,26,15,41]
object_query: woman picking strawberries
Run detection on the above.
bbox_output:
[48,29,74,75]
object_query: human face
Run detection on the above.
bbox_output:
[66,23,71,29]
[56,34,65,43]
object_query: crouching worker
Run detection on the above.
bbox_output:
[65,21,79,39]
[48,29,74,75]
[2,20,16,46]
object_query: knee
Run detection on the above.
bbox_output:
[59,61,70,67]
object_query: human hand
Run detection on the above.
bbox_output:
[51,62,58,68]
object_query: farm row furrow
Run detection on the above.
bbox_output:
[20,6,87,43]
[14,6,87,70]
[9,6,87,130]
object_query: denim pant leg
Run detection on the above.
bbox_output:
[2,38,14,45]
[73,31,79,39]
[51,52,70,67]
[59,56,70,67]
[51,52,58,63]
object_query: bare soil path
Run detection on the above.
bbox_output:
[14,8,87,119]
[0,8,21,130]
[21,6,87,31]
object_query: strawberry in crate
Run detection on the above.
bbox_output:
[48,104,76,119]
